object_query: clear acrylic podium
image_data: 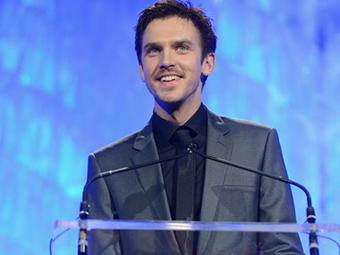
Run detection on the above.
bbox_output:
[52,219,340,254]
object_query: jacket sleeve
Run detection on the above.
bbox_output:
[85,153,122,255]
[258,128,304,254]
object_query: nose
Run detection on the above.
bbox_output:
[159,49,174,69]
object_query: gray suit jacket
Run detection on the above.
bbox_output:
[86,109,304,255]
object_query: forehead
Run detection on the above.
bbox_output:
[142,16,201,46]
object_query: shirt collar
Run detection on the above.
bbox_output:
[184,103,207,138]
[152,104,207,150]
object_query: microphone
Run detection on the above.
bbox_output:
[77,149,192,255]
[186,143,319,255]
[78,201,89,255]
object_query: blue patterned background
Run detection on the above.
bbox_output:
[1,0,339,254]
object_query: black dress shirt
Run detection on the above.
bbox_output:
[152,104,207,254]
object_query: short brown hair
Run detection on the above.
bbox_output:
[135,0,217,84]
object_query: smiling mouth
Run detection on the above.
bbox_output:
[158,75,182,83]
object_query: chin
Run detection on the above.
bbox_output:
[156,96,183,107]
[156,93,180,102]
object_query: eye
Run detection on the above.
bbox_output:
[150,48,159,53]
[175,44,190,54]
[146,47,160,56]
[177,45,188,52]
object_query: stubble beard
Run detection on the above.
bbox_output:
[154,81,201,116]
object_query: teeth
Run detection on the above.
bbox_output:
[160,75,179,82]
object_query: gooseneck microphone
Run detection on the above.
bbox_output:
[77,150,191,255]
[186,142,319,255]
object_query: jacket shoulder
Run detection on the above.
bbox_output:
[209,109,275,135]
[91,129,142,164]
[224,116,273,132]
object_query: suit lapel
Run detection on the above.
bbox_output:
[198,110,233,251]
[131,122,172,220]
[130,122,181,254]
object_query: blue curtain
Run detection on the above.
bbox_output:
[1,0,339,254]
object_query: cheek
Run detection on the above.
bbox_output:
[144,61,158,77]
[182,56,202,72]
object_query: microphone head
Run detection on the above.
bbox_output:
[187,143,199,152]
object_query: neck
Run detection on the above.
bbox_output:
[154,98,202,126]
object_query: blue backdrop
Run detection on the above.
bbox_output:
[1,0,339,254]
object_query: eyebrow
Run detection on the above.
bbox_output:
[143,40,194,51]
[143,42,160,51]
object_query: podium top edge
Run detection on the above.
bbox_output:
[53,219,340,233]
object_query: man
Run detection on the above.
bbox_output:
[85,0,304,254]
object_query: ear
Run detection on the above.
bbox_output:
[201,52,215,76]
[139,62,145,82]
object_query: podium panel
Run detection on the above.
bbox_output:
[51,219,340,255]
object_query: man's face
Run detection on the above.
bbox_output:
[139,16,215,108]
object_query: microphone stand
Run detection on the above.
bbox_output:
[188,145,319,255]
